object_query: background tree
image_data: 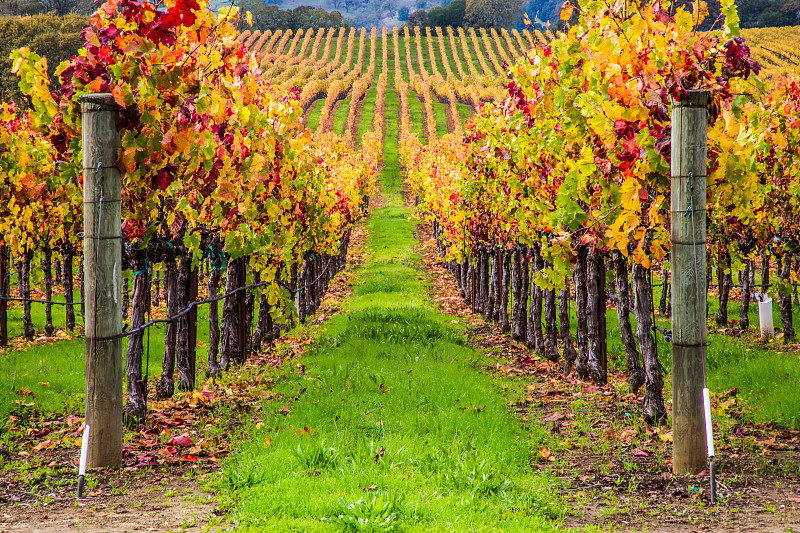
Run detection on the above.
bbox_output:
[465,0,522,28]
[0,14,86,105]
[0,0,45,15]
[39,0,76,15]
[407,8,426,25]
[424,0,465,26]
[289,5,346,28]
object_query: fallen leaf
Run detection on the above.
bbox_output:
[33,439,54,451]
[633,449,650,457]
[167,433,192,447]
[538,447,552,461]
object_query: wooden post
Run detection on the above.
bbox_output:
[670,90,709,475]
[0,245,7,346]
[82,93,123,468]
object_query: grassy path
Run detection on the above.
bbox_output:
[217,57,564,532]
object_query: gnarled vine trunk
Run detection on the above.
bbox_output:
[156,260,178,398]
[152,271,161,308]
[21,251,34,341]
[176,256,193,391]
[124,262,150,426]
[499,251,511,333]
[54,257,61,285]
[560,276,577,375]
[612,249,645,394]
[739,260,750,329]
[658,256,670,317]
[298,259,308,323]
[715,248,731,326]
[42,247,54,336]
[527,245,544,354]
[543,282,559,362]
[206,265,221,377]
[220,259,240,369]
[586,248,607,385]
[511,248,528,342]
[574,246,589,379]
[122,276,130,322]
[633,249,666,424]
[781,253,795,343]
[484,248,496,322]
[62,248,75,331]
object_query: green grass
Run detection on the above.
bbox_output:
[431,100,449,138]
[456,102,473,125]
[332,97,351,136]
[217,37,564,531]
[220,314,562,531]
[706,333,800,429]
[406,90,425,142]
[306,100,323,131]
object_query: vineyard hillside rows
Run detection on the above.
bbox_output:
[240,24,800,144]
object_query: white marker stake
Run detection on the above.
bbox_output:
[702,388,715,457]
[702,388,716,504]
[78,424,91,499]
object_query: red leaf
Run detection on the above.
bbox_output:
[633,449,650,457]
[181,454,198,462]
[167,433,193,447]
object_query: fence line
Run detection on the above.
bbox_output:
[0,253,341,344]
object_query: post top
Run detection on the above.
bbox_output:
[670,89,710,108]
[80,93,116,105]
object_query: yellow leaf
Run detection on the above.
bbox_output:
[560,1,574,20]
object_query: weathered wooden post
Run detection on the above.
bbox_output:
[671,90,709,474]
[82,93,123,468]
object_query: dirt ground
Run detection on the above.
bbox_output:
[0,467,218,533]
